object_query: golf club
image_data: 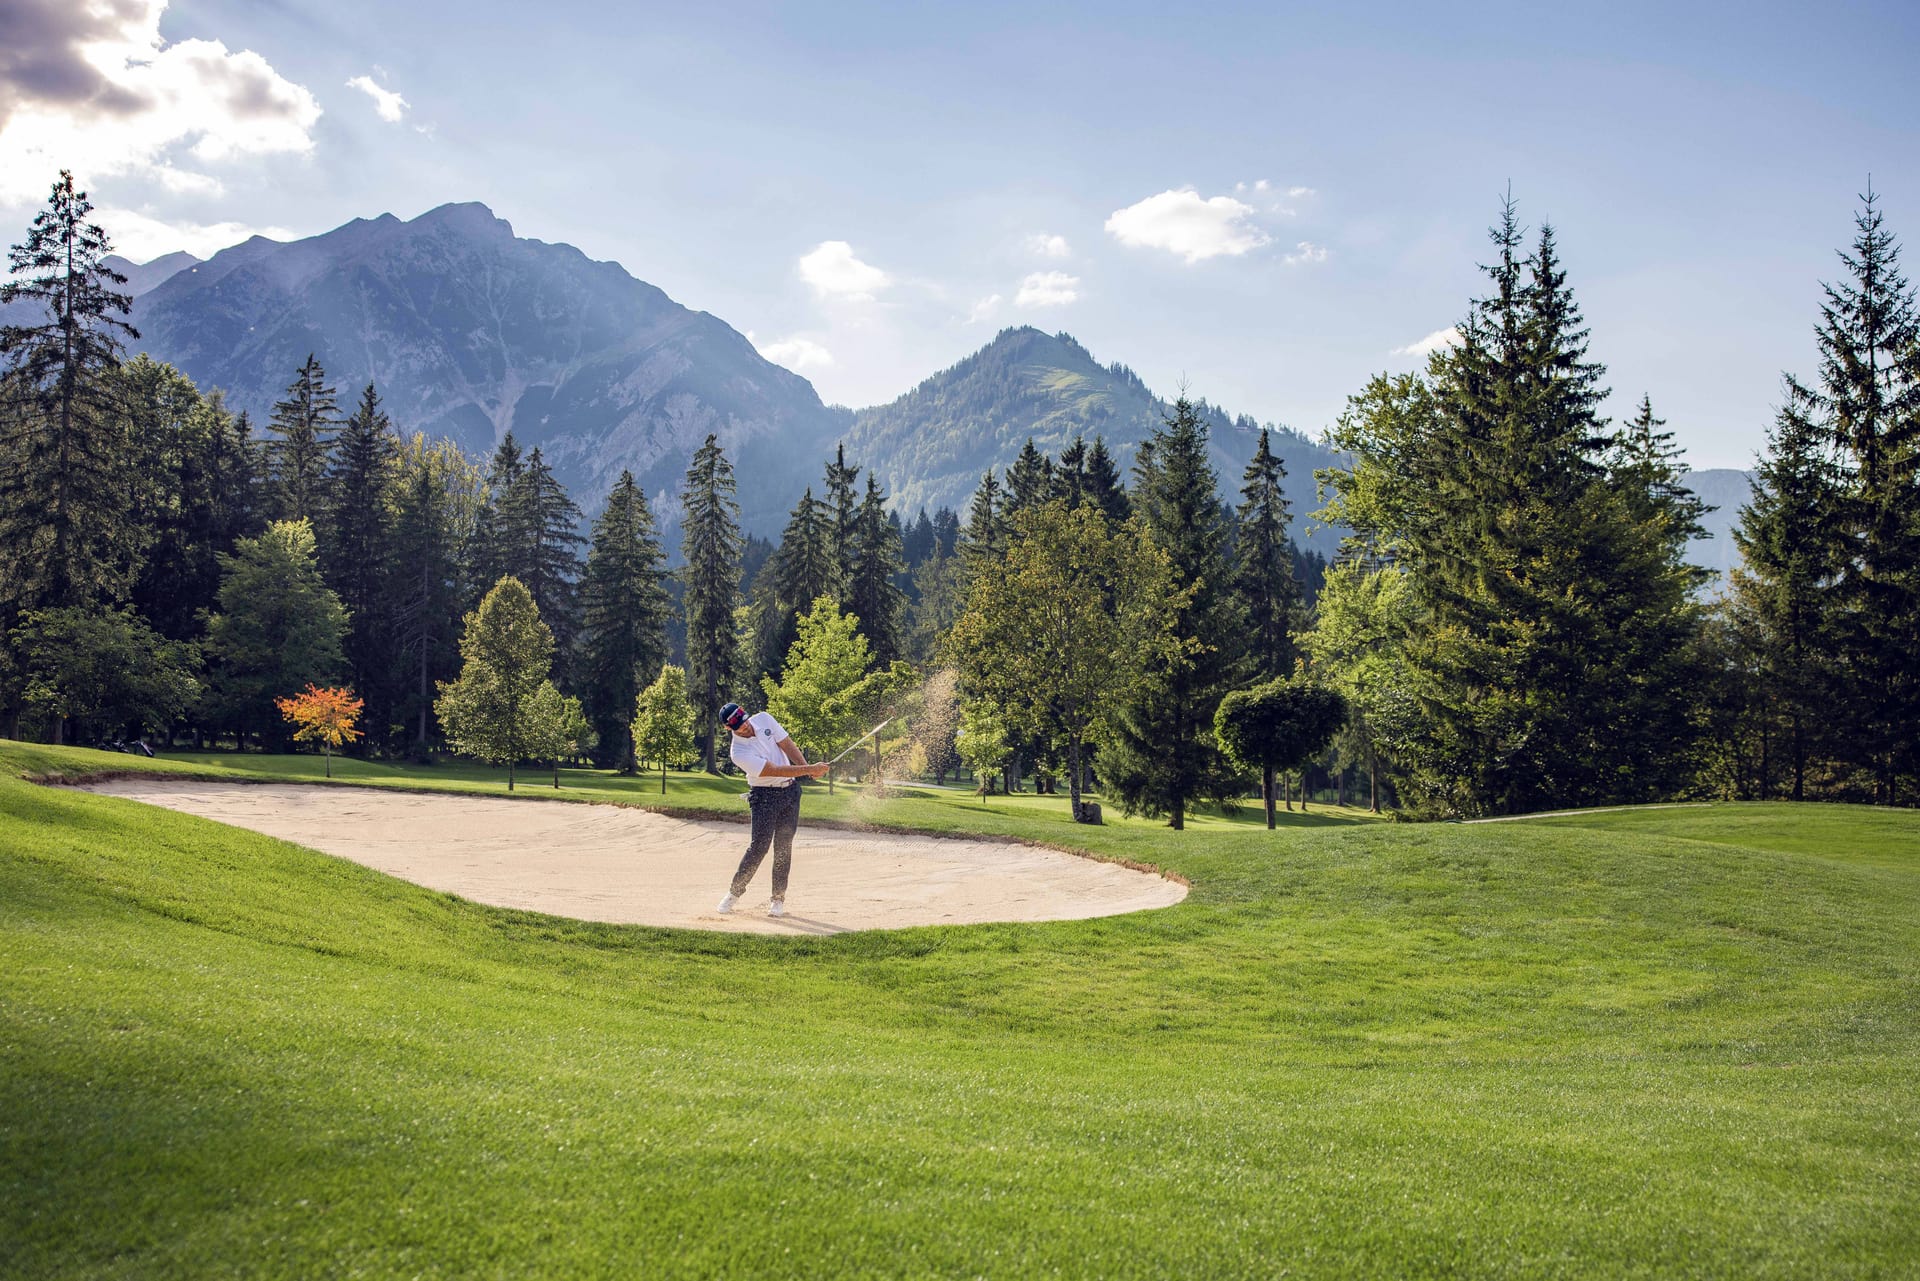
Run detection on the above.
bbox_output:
[826,718,894,766]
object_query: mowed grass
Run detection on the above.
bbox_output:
[2,743,1916,1278]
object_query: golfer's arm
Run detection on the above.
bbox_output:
[776,736,809,767]
[754,762,816,778]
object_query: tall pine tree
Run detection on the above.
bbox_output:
[1084,436,1131,523]
[1233,427,1299,681]
[1731,384,1846,801]
[1005,437,1054,516]
[680,433,743,772]
[0,170,139,620]
[265,354,340,524]
[848,473,907,664]
[824,442,860,570]
[1806,186,1920,800]
[1101,396,1246,828]
[579,471,671,772]
[326,383,400,748]
[390,435,479,756]
[960,469,1010,585]
[1329,199,1705,814]
[502,446,585,671]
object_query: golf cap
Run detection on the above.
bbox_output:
[719,701,748,729]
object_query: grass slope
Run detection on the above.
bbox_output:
[3,743,1916,1278]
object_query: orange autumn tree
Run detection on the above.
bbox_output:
[274,685,364,777]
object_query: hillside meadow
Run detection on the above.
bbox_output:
[2,743,1916,1277]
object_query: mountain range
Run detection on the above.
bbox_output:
[55,203,1749,565]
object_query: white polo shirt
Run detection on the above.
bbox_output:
[728,711,794,788]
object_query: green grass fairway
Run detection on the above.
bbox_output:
[3,743,1916,1277]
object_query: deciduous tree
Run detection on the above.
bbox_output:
[631,663,699,794]
[434,576,554,790]
[274,684,364,778]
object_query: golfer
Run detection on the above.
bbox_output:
[715,700,827,917]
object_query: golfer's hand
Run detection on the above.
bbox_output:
[806,763,830,779]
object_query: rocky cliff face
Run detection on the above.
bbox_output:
[129,203,846,530]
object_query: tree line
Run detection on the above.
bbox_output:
[3,169,1913,815]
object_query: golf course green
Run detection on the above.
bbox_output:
[3,741,1915,1277]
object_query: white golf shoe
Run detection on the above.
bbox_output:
[716,893,736,914]
[768,899,786,918]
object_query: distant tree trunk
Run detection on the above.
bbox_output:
[1368,745,1379,813]
[1336,767,1347,808]
[1068,736,1086,822]
[1262,763,1276,830]
[1791,711,1804,802]
[1300,770,1310,811]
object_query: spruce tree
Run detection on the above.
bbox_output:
[1805,186,1920,800]
[504,446,585,669]
[470,433,525,601]
[120,357,207,643]
[265,354,341,524]
[848,474,907,664]
[0,170,139,617]
[326,383,399,748]
[1612,394,1712,558]
[1084,436,1131,523]
[772,486,841,614]
[1331,199,1705,813]
[579,471,671,772]
[1730,384,1845,801]
[1052,436,1090,508]
[1233,427,1299,681]
[932,506,961,557]
[754,485,840,679]
[907,546,964,665]
[903,508,936,568]
[680,433,743,772]
[1005,437,1054,516]
[824,442,860,568]
[390,436,478,755]
[959,469,1010,584]
[1101,396,1246,828]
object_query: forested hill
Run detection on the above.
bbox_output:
[846,327,1345,546]
[126,203,847,531]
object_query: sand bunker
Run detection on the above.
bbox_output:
[76,780,1186,935]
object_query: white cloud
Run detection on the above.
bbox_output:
[1284,241,1329,266]
[1105,188,1271,264]
[1392,326,1462,357]
[1026,232,1070,259]
[97,206,291,260]
[756,334,834,372]
[346,74,409,124]
[967,294,1002,324]
[0,1,321,203]
[1015,271,1079,309]
[798,240,890,302]
[1287,186,1316,198]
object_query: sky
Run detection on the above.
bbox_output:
[2,0,1916,470]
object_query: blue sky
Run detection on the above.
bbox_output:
[2,0,1916,469]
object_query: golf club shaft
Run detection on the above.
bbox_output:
[826,718,893,766]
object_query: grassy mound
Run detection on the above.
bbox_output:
[3,742,1916,1277]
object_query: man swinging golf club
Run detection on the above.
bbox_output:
[715,701,828,918]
